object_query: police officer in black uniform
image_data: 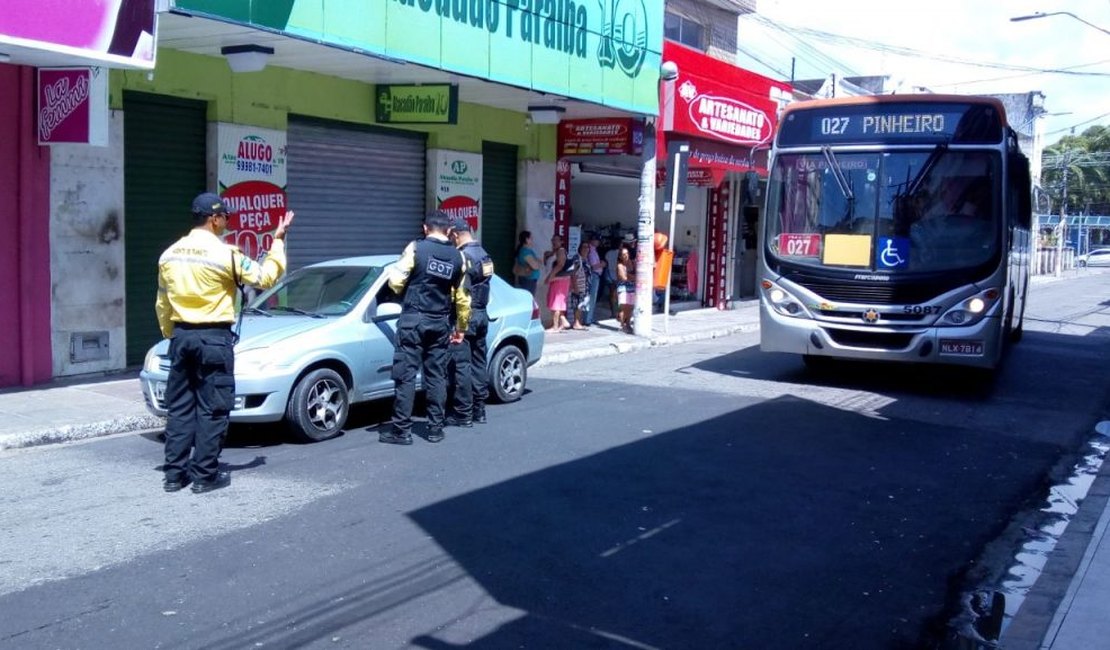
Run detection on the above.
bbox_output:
[382,210,471,445]
[446,214,494,427]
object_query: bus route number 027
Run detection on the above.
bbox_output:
[779,233,821,258]
[820,117,851,136]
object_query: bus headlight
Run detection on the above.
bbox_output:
[761,280,809,318]
[939,288,1000,326]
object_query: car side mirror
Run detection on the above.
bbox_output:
[371,301,402,323]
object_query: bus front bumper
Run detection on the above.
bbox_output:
[760,305,1004,369]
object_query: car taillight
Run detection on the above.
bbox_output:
[531,300,540,321]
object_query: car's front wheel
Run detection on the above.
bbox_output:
[489,344,526,403]
[285,368,349,443]
[1078,259,1088,267]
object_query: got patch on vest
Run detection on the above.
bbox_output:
[481,259,494,278]
[426,256,456,280]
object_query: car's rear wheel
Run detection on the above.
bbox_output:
[1078,259,1088,267]
[285,368,348,443]
[489,344,526,403]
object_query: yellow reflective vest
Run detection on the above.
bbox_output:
[155,229,286,338]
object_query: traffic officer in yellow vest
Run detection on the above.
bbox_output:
[381,210,471,445]
[446,214,494,427]
[155,192,293,493]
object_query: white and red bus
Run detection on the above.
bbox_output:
[759,95,1032,371]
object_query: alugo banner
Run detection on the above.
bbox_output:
[176,0,665,114]
[377,84,459,124]
[217,124,288,260]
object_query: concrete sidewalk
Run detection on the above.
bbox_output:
[0,300,761,452]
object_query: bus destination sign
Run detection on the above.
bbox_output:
[778,102,1003,146]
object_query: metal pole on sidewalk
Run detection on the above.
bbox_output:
[663,149,681,334]
[634,118,656,338]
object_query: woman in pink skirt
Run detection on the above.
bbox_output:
[543,235,572,332]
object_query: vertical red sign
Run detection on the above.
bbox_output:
[554,158,572,239]
[706,185,731,310]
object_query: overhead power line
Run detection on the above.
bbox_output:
[1045,112,1110,136]
[750,16,1110,78]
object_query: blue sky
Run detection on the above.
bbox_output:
[735,0,1110,145]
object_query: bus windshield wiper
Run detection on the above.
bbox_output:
[906,142,949,197]
[822,146,855,202]
[269,305,325,318]
[243,306,272,317]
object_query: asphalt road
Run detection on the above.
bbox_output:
[1,274,1108,650]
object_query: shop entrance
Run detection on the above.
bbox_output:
[481,141,518,282]
[286,118,426,268]
[123,92,207,365]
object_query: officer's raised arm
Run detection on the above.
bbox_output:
[234,209,293,290]
[389,241,417,294]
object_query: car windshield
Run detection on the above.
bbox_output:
[765,149,1001,273]
[250,265,383,316]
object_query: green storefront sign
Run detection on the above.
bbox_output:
[377,84,459,124]
[175,0,664,114]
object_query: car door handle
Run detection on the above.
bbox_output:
[377,364,392,373]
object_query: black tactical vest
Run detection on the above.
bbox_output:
[460,241,494,309]
[403,237,463,315]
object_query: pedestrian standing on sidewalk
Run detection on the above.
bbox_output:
[382,210,471,445]
[513,231,542,294]
[446,214,492,427]
[615,245,636,333]
[584,233,604,326]
[155,192,293,494]
[543,234,572,332]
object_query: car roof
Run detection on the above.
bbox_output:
[302,255,399,268]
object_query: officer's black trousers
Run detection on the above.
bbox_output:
[391,311,451,434]
[163,325,236,483]
[450,308,489,419]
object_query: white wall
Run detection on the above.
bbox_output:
[49,110,127,376]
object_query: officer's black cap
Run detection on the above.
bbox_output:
[448,214,472,232]
[191,192,229,216]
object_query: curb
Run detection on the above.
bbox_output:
[0,414,165,452]
[532,321,757,368]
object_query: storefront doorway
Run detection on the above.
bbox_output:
[122,92,207,365]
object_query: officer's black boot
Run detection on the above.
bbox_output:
[446,414,473,428]
[473,406,486,424]
[425,426,445,443]
[380,426,414,446]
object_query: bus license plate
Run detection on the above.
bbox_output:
[940,340,983,356]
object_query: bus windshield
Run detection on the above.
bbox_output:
[765,149,1000,273]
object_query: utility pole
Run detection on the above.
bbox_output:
[634,62,679,338]
[634,117,657,337]
[1056,155,1070,277]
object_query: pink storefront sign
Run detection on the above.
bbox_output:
[37,67,109,146]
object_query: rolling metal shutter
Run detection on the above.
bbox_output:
[286,119,426,269]
[481,141,519,283]
[123,92,207,365]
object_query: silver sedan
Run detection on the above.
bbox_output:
[140,255,544,442]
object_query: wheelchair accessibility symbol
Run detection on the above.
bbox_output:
[878,237,910,269]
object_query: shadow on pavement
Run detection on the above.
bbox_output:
[407,394,1059,649]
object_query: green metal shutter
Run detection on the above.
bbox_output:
[481,141,518,283]
[286,118,426,268]
[123,92,207,365]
